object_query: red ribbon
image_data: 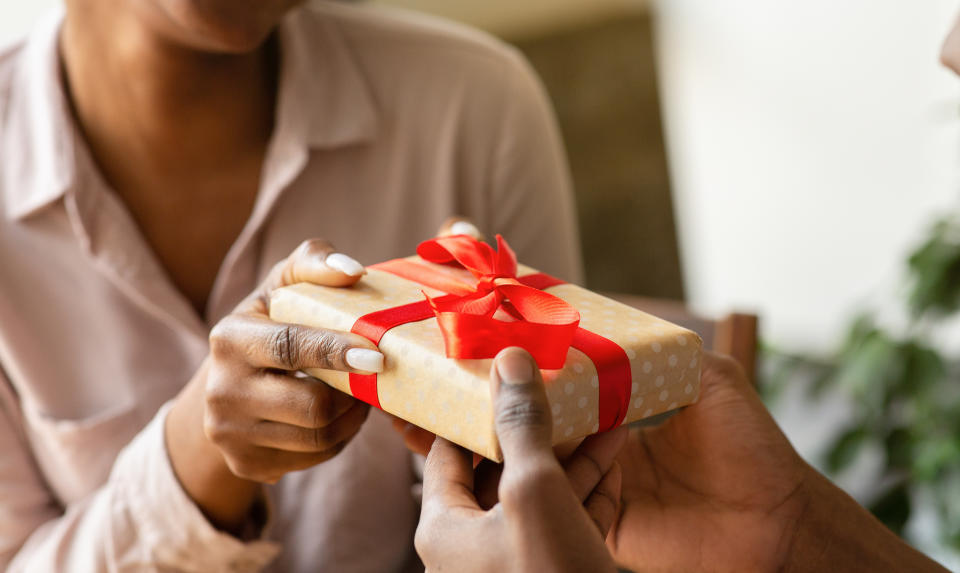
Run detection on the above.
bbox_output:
[348,235,632,432]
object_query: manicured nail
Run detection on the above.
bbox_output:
[451,221,482,239]
[346,348,385,373]
[326,253,365,277]
[496,350,534,386]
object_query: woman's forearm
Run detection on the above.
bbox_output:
[784,467,947,573]
[164,363,261,535]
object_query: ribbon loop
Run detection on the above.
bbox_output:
[413,234,580,369]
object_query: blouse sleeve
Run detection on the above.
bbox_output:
[0,371,280,573]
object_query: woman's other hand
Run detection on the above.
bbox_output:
[166,239,382,532]
[415,348,624,573]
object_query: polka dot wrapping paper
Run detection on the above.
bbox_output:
[270,258,702,462]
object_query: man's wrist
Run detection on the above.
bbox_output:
[782,465,947,573]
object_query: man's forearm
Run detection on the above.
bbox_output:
[784,466,947,573]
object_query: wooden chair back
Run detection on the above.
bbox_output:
[607,294,759,385]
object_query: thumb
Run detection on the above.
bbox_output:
[491,347,554,464]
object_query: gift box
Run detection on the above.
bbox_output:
[269,235,702,461]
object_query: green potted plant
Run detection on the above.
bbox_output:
[766,213,960,552]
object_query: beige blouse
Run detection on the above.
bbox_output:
[0,2,582,572]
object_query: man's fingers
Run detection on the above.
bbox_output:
[400,422,437,457]
[422,438,480,514]
[700,351,749,389]
[564,426,628,502]
[584,461,622,538]
[437,216,483,240]
[491,348,555,464]
[210,314,384,374]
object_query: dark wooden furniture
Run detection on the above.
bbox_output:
[608,294,759,385]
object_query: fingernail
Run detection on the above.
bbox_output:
[346,348,385,373]
[451,221,482,239]
[496,350,534,386]
[326,253,366,277]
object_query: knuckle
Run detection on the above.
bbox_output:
[413,524,436,562]
[312,426,333,450]
[495,391,550,432]
[500,465,560,508]
[225,454,261,482]
[306,388,335,427]
[203,416,228,444]
[313,334,346,370]
[302,238,331,254]
[269,324,302,369]
[703,352,747,384]
[208,321,235,358]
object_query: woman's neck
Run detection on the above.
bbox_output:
[60,0,278,196]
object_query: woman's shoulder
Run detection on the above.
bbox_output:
[300,2,534,91]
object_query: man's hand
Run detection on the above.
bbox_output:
[416,348,625,573]
[609,352,949,573]
[608,352,809,571]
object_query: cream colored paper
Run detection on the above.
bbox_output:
[270,260,702,461]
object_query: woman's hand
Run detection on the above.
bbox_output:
[165,239,383,532]
[416,348,625,573]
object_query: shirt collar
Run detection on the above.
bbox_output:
[2,7,77,220]
[3,5,379,221]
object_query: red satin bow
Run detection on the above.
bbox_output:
[414,235,580,369]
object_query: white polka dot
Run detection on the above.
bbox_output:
[659,390,669,401]
[626,349,637,360]
[668,355,678,367]
[655,375,664,387]
[690,358,699,369]
[552,402,563,415]
[642,361,653,374]
[586,412,593,422]
[573,363,584,374]
[643,408,653,417]
[633,397,644,409]
[590,376,599,388]
[564,426,574,437]
[677,335,687,347]
[631,382,639,394]
[564,382,575,395]
[555,416,564,426]
[405,401,414,412]
[577,397,588,409]
[651,342,662,353]
[452,424,462,436]
[668,402,678,410]
[429,412,438,424]
[684,383,694,395]
[592,422,600,433]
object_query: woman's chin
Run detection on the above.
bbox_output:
[151,0,299,54]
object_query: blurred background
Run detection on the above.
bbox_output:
[4,0,959,568]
